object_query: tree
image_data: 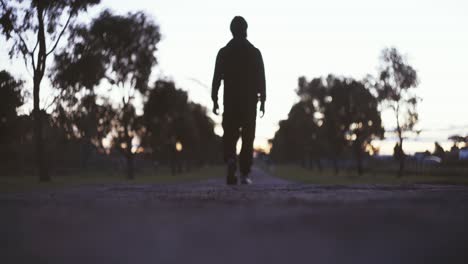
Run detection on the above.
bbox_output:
[0,70,25,166]
[143,80,219,172]
[144,80,188,166]
[51,10,161,179]
[448,135,467,149]
[343,79,384,175]
[296,76,346,173]
[295,75,383,174]
[0,0,100,181]
[186,103,219,166]
[270,100,323,169]
[375,47,419,177]
[433,142,445,159]
[0,70,24,138]
[52,93,116,167]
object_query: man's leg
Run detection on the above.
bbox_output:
[239,112,256,183]
[222,113,240,185]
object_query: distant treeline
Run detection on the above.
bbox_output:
[0,70,221,177]
[1,1,466,180]
[271,47,421,176]
[270,48,468,175]
[0,1,219,180]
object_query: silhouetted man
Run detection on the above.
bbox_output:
[212,16,266,185]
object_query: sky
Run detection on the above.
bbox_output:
[1,0,467,155]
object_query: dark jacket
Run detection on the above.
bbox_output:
[212,38,266,112]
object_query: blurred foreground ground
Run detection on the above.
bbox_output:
[1,167,468,264]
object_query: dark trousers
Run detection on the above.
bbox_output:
[222,108,256,175]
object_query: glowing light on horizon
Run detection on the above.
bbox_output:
[175,141,183,152]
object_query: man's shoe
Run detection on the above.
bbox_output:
[226,159,237,185]
[240,175,252,185]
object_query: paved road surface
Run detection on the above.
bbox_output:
[1,167,468,264]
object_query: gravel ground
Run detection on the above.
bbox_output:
[1,167,468,264]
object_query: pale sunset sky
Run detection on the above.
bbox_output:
[1,0,467,154]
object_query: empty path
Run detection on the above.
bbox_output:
[1,167,468,264]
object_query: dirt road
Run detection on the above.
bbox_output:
[1,167,468,264]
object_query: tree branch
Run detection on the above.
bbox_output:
[30,51,36,72]
[0,0,32,55]
[31,38,39,55]
[46,11,72,56]
[21,51,33,78]
[44,89,65,111]
[30,31,40,72]
[104,74,117,85]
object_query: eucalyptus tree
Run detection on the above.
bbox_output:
[143,80,219,169]
[375,47,419,176]
[0,0,100,181]
[295,75,383,174]
[0,70,24,165]
[51,10,161,179]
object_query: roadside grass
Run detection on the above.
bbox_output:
[0,166,224,193]
[268,164,468,185]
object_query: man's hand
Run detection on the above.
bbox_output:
[213,100,219,115]
[260,101,265,118]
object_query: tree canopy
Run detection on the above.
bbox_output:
[143,80,219,167]
[0,70,24,150]
[375,47,419,176]
[272,74,383,174]
[1,0,100,181]
[51,9,161,179]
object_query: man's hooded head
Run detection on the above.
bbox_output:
[230,16,248,39]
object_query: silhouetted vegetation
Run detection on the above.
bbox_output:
[448,135,468,149]
[271,47,423,176]
[0,1,465,183]
[1,4,222,181]
[271,75,384,175]
[143,80,220,174]
[0,70,25,169]
[374,47,419,177]
[0,0,100,181]
[51,9,161,179]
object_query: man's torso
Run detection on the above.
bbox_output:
[219,39,261,112]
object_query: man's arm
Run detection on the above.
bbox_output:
[257,50,266,116]
[211,49,224,114]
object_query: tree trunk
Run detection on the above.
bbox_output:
[80,136,92,169]
[33,79,49,182]
[123,109,135,180]
[126,151,134,180]
[356,149,363,176]
[333,156,339,175]
[355,140,363,176]
[315,158,322,172]
[34,4,49,182]
[124,130,134,180]
[398,137,405,177]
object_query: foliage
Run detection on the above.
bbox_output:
[0,70,24,142]
[54,94,114,146]
[51,9,161,179]
[0,0,100,181]
[143,80,219,166]
[0,0,100,59]
[270,100,322,164]
[375,47,419,176]
[0,70,25,166]
[448,135,467,148]
[272,75,383,174]
[433,142,445,159]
